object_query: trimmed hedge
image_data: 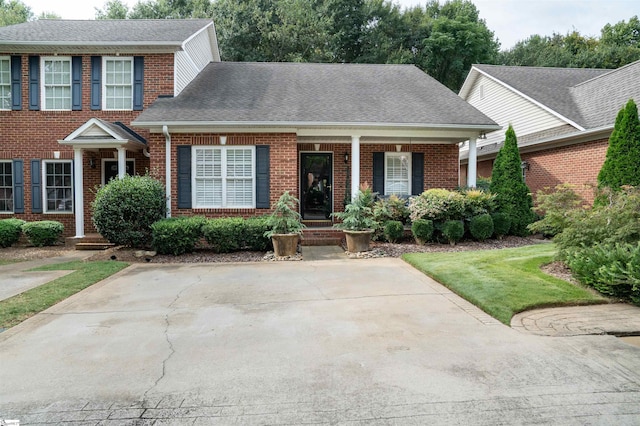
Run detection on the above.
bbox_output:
[411,219,434,244]
[491,212,511,239]
[469,214,494,242]
[202,217,271,253]
[0,218,25,248]
[442,220,464,245]
[22,220,64,247]
[151,216,206,255]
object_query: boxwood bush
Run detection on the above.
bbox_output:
[491,212,511,239]
[442,220,464,245]
[202,217,271,253]
[22,220,64,247]
[383,220,404,243]
[243,216,272,251]
[151,216,206,255]
[411,219,434,245]
[469,214,494,242]
[0,218,26,248]
[92,175,166,248]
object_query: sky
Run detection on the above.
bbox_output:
[21,0,639,50]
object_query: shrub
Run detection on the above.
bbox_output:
[555,186,640,258]
[373,195,410,225]
[92,175,166,248]
[528,184,584,237]
[383,220,404,243]
[597,99,640,192]
[0,218,25,248]
[461,189,496,219]
[469,214,494,241]
[442,220,464,245]
[151,216,206,255]
[408,188,465,223]
[565,243,640,304]
[333,185,377,231]
[264,191,305,238]
[202,217,245,253]
[411,219,434,244]
[491,212,511,239]
[490,125,536,236]
[243,216,272,251]
[22,220,64,247]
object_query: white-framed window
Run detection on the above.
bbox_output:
[42,57,72,110]
[103,57,133,110]
[0,57,10,110]
[43,160,73,213]
[385,152,411,196]
[193,146,255,208]
[0,161,13,213]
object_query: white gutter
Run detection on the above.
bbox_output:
[163,125,172,218]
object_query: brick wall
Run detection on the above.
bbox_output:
[461,138,608,204]
[0,53,172,235]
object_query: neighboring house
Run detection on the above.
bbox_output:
[458,60,640,203]
[0,19,498,240]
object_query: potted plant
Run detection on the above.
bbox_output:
[332,184,378,252]
[264,191,306,256]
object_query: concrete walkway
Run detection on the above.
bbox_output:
[0,251,95,301]
[1,258,640,424]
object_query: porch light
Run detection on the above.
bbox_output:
[344,152,349,163]
[89,154,96,169]
[521,161,530,171]
[479,132,487,140]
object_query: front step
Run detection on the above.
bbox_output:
[302,228,344,246]
[75,242,116,250]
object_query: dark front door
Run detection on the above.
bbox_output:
[301,153,332,220]
[103,160,135,184]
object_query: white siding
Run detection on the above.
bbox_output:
[175,28,217,95]
[466,74,569,148]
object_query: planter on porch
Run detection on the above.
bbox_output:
[343,229,374,253]
[271,233,300,257]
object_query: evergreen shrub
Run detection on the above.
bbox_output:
[442,220,464,245]
[411,219,434,244]
[491,212,511,239]
[0,218,25,248]
[383,220,404,243]
[469,214,494,241]
[22,220,64,247]
[151,216,206,255]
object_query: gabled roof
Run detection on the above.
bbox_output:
[59,118,146,151]
[461,64,611,129]
[133,62,498,134]
[0,19,216,54]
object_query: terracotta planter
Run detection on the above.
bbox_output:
[344,229,374,253]
[271,233,300,257]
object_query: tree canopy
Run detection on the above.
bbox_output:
[0,0,32,26]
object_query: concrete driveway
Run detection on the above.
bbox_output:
[1,257,640,425]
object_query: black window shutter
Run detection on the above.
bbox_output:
[31,159,42,213]
[133,56,144,111]
[13,160,24,213]
[71,56,82,111]
[90,56,101,110]
[372,152,384,196]
[28,56,39,110]
[411,152,424,195]
[255,145,270,208]
[10,56,22,110]
[177,146,192,209]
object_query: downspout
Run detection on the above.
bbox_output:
[163,125,172,218]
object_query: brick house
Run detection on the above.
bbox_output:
[458,60,640,203]
[0,19,498,240]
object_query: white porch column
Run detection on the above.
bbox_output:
[467,137,477,188]
[117,147,126,179]
[73,148,84,238]
[351,135,360,200]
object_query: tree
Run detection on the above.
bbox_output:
[96,0,130,19]
[489,125,535,236]
[128,0,214,19]
[38,11,61,19]
[597,99,640,191]
[0,0,32,26]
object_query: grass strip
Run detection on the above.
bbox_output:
[403,243,606,325]
[0,260,129,330]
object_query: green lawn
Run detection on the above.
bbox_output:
[403,244,606,325]
[0,260,129,330]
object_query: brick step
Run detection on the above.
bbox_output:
[75,242,116,250]
[302,228,344,246]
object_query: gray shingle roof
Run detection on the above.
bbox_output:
[0,19,211,46]
[473,64,611,128]
[571,60,640,128]
[134,62,497,127]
